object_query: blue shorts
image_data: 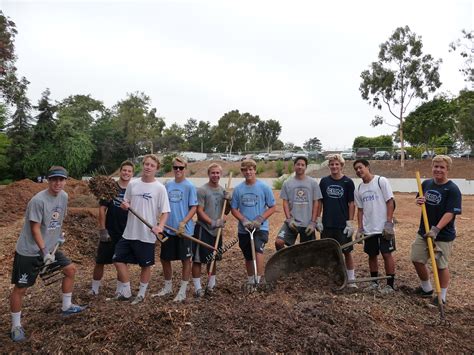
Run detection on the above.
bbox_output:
[112,238,155,267]
[160,232,193,261]
[238,230,268,261]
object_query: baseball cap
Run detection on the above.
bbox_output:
[47,166,69,179]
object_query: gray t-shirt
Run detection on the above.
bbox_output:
[280,176,322,227]
[197,183,225,236]
[16,189,68,256]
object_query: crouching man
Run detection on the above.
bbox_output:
[9,166,85,342]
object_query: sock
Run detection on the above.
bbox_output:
[387,274,395,288]
[178,280,188,295]
[346,269,355,281]
[370,271,379,284]
[421,280,433,292]
[193,277,202,291]
[116,280,123,295]
[256,275,261,283]
[91,279,101,294]
[11,311,21,330]
[138,282,148,298]
[62,293,72,311]
[164,279,173,292]
[441,288,448,302]
[207,275,216,289]
[121,282,132,298]
[248,276,255,284]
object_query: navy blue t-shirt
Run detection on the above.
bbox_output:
[319,175,355,229]
[99,184,128,238]
[417,179,462,242]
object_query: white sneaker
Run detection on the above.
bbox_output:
[173,291,186,302]
[379,285,395,294]
[131,295,144,305]
[366,283,379,291]
[347,282,358,289]
[88,289,99,296]
[194,288,205,298]
[151,287,173,298]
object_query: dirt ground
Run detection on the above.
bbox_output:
[0,173,473,352]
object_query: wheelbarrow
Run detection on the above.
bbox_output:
[264,235,390,290]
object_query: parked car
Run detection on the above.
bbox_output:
[265,152,283,161]
[460,149,473,158]
[254,153,268,161]
[372,150,391,160]
[393,149,409,160]
[355,148,372,159]
[421,150,435,159]
[283,152,294,161]
[307,151,322,161]
[292,151,309,160]
[340,150,356,160]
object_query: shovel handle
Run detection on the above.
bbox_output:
[127,206,168,244]
[165,224,217,251]
[340,233,375,250]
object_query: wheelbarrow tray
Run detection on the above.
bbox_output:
[265,239,347,289]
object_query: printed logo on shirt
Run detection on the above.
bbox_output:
[361,190,380,204]
[293,188,310,205]
[169,189,183,203]
[18,273,29,284]
[47,206,63,230]
[425,190,442,205]
[326,185,344,199]
[241,193,258,207]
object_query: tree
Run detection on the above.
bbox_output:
[360,26,442,167]
[213,110,259,154]
[403,95,456,148]
[353,135,393,150]
[449,29,473,84]
[182,118,212,152]
[454,90,474,146]
[0,132,10,180]
[0,10,20,105]
[303,137,322,152]
[256,119,282,152]
[158,123,186,152]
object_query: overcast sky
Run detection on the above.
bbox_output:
[2,0,472,150]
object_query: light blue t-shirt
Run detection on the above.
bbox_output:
[231,180,275,233]
[165,179,198,235]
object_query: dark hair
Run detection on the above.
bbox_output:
[120,160,135,170]
[353,159,370,168]
[294,156,308,166]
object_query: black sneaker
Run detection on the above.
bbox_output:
[415,286,433,298]
[431,296,446,306]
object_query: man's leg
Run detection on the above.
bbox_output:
[192,262,203,294]
[382,252,395,289]
[174,259,192,302]
[10,286,27,341]
[91,263,104,294]
[438,267,450,302]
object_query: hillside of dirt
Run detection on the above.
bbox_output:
[0,180,473,352]
[166,158,474,179]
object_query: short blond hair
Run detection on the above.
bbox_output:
[432,155,452,170]
[326,153,345,167]
[207,162,223,174]
[240,159,257,170]
[172,156,188,168]
[142,154,160,168]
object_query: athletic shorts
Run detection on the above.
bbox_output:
[276,224,315,246]
[238,230,268,261]
[321,228,353,253]
[112,238,155,267]
[11,251,71,288]
[160,232,193,261]
[95,234,121,264]
[363,233,396,256]
[192,224,222,263]
[410,234,453,269]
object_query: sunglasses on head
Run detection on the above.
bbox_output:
[173,166,185,171]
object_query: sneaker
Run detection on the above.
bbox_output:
[11,326,26,342]
[131,295,144,305]
[194,288,205,298]
[173,292,186,302]
[367,282,379,291]
[205,286,215,295]
[151,287,173,298]
[88,289,99,296]
[379,285,395,294]
[62,304,86,316]
[347,281,358,289]
[113,293,131,301]
[431,296,446,306]
[415,286,433,298]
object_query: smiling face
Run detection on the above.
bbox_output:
[142,157,158,181]
[119,164,134,183]
[208,166,222,186]
[353,161,372,182]
[294,158,307,177]
[432,160,449,184]
[173,161,186,182]
[48,177,67,196]
[329,159,343,177]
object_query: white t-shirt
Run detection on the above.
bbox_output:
[354,175,394,234]
[122,178,171,243]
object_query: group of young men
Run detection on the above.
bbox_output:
[9,153,462,342]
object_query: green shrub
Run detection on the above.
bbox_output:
[273,175,289,189]
[256,162,265,175]
[287,162,294,174]
[228,168,239,177]
[162,154,177,173]
[275,161,284,177]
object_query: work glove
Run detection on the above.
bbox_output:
[40,247,55,265]
[251,215,265,230]
[178,221,187,235]
[305,221,317,236]
[223,191,232,201]
[343,220,355,238]
[211,218,225,229]
[382,221,395,241]
[355,229,364,244]
[285,218,298,232]
[315,217,324,233]
[99,229,111,242]
[243,218,254,230]
[424,226,440,240]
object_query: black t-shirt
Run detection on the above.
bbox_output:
[319,175,355,229]
[99,184,128,238]
[417,179,462,242]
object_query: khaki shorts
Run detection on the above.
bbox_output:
[410,234,453,269]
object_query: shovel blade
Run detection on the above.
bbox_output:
[265,239,347,287]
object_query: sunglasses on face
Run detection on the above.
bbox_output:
[173,166,185,171]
